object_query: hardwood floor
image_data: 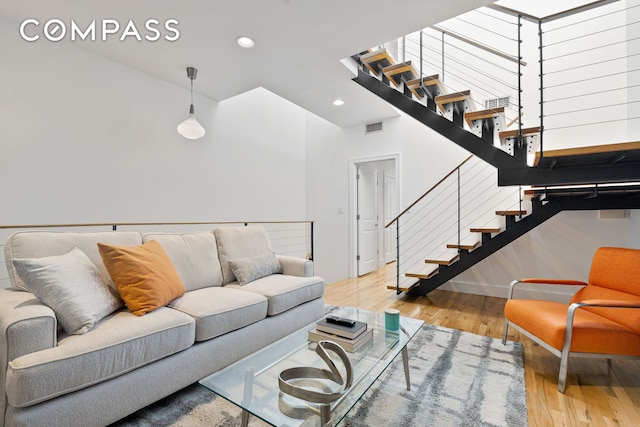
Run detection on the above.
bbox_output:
[324,263,640,427]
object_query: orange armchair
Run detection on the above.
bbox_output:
[502,247,640,393]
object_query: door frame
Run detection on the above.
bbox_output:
[349,153,400,278]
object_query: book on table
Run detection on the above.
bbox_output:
[315,318,367,339]
[308,327,374,352]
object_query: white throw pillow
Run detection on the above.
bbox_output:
[12,247,123,335]
[228,253,282,285]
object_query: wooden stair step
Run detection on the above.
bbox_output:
[386,276,420,292]
[359,49,395,76]
[464,107,505,129]
[533,141,640,168]
[382,61,418,88]
[425,250,459,266]
[406,74,444,99]
[435,90,471,113]
[498,126,541,142]
[405,264,439,280]
[470,227,501,233]
[447,240,480,251]
[496,210,527,216]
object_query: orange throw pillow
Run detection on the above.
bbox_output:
[98,240,186,316]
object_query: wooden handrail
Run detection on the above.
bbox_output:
[385,155,474,228]
[0,220,314,230]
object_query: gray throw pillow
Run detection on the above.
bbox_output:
[12,247,123,335]
[228,253,283,285]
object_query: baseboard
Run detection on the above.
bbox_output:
[441,280,576,303]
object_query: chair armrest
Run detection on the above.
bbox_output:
[572,299,640,309]
[507,278,587,300]
[277,255,314,277]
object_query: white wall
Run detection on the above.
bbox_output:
[0,16,307,227]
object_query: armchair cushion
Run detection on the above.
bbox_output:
[504,299,640,354]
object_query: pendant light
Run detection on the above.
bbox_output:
[177,67,205,140]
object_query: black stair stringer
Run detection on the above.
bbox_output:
[353,70,522,170]
[407,195,640,296]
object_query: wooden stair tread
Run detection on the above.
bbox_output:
[534,141,640,167]
[386,276,420,292]
[498,126,541,140]
[382,61,417,88]
[435,90,471,113]
[425,250,459,266]
[359,49,395,76]
[447,240,480,251]
[406,75,444,99]
[496,210,526,216]
[470,227,501,233]
[464,107,505,128]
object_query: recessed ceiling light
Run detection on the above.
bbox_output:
[332,98,345,106]
[237,36,255,48]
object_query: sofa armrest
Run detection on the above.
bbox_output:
[277,255,314,277]
[0,288,57,362]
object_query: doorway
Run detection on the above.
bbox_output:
[351,155,399,277]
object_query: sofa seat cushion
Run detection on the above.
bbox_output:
[6,307,195,408]
[225,275,324,316]
[169,287,268,341]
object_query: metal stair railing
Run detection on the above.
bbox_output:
[386,156,522,293]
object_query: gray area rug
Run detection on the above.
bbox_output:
[112,324,527,427]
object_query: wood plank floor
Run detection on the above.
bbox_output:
[324,263,640,427]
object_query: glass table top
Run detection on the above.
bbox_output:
[199,306,424,426]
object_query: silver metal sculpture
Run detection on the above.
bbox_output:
[278,340,354,426]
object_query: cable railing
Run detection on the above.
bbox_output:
[0,220,314,289]
[386,156,522,292]
[536,0,640,152]
[390,6,524,131]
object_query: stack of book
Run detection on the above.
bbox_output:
[308,315,373,352]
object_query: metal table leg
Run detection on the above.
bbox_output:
[402,346,411,390]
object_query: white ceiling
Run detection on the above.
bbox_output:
[0,0,490,127]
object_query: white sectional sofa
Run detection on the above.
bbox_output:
[0,226,325,427]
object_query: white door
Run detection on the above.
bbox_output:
[357,164,378,276]
[383,172,397,263]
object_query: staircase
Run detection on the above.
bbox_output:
[351,3,640,296]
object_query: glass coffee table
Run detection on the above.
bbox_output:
[199,306,424,426]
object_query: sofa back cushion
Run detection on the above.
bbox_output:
[4,231,142,291]
[142,232,223,291]
[214,226,274,285]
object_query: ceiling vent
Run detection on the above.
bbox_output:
[365,121,384,134]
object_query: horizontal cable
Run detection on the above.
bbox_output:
[446,18,518,42]
[544,37,640,61]
[544,52,640,75]
[544,84,640,103]
[543,20,640,48]
[545,116,640,131]
[474,8,519,25]
[544,100,640,117]
[543,68,640,89]
[543,3,637,34]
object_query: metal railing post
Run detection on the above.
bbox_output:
[310,221,314,261]
[396,219,400,294]
[517,15,523,144]
[538,19,544,160]
[457,168,461,250]
[441,31,445,82]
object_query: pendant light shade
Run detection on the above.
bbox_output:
[177,67,205,140]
